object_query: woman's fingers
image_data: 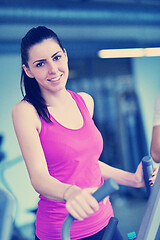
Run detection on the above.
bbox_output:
[66,201,87,220]
[65,188,99,220]
[148,167,159,185]
[103,196,109,205]
[66,198,94,220]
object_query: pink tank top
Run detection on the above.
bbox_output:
[36,90,114,240]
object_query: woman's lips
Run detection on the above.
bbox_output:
[47,74,62,82]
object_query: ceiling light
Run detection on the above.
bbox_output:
[145,48,160,57]
[98,47,160,58]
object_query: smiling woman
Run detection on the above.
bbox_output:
[12,26,158,240]
[20,26,68,123]
[23,39,69,96]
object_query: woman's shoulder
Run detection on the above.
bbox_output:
[77,92,94,118]
[12,100,41,129]
[12,100,37,116]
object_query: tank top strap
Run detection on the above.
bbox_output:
[67,90,91,120]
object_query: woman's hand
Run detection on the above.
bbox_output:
[64,185,99,221]
[148,166,159,186]
[134,162,159,188]
[134,162,145,188]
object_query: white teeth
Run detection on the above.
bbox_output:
[48,76,60,82]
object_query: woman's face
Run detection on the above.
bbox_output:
[23,38,69,95]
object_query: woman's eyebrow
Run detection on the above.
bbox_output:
[33,51,61,64]
[33,59,46,64]
[51,51,61,58]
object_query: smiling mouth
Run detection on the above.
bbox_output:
[47,74,62,82]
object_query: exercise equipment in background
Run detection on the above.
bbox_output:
[61,156,160,240]
[142,156,154,196]
[61,178,120,240]
[137,167,160,240]
[0,188,16,240]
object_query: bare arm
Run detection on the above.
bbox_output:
[12,100,99,220]
[12,101,71,201]
[99,161,145,188]
[150,93,160,163]
[151,126,160,163]
[78,93,144,187]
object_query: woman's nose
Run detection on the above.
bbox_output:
[48,62,57,74]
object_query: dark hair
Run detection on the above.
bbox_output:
[20,26,64,123]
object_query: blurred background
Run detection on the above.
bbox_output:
[0,0,160,239]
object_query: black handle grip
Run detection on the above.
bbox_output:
[102,217,119,240]
[101,217,123,240]
[61,178,119,240]
[142,156,154,196]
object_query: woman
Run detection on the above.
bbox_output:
[151,93,160,163]
[12,26,157,240]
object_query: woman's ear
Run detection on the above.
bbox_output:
[63,48,68,62]
[23,64,34,78]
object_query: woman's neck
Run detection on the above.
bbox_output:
[43,88,71,108]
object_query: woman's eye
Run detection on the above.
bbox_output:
[53,55,61,61]
[36,62,44,67]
